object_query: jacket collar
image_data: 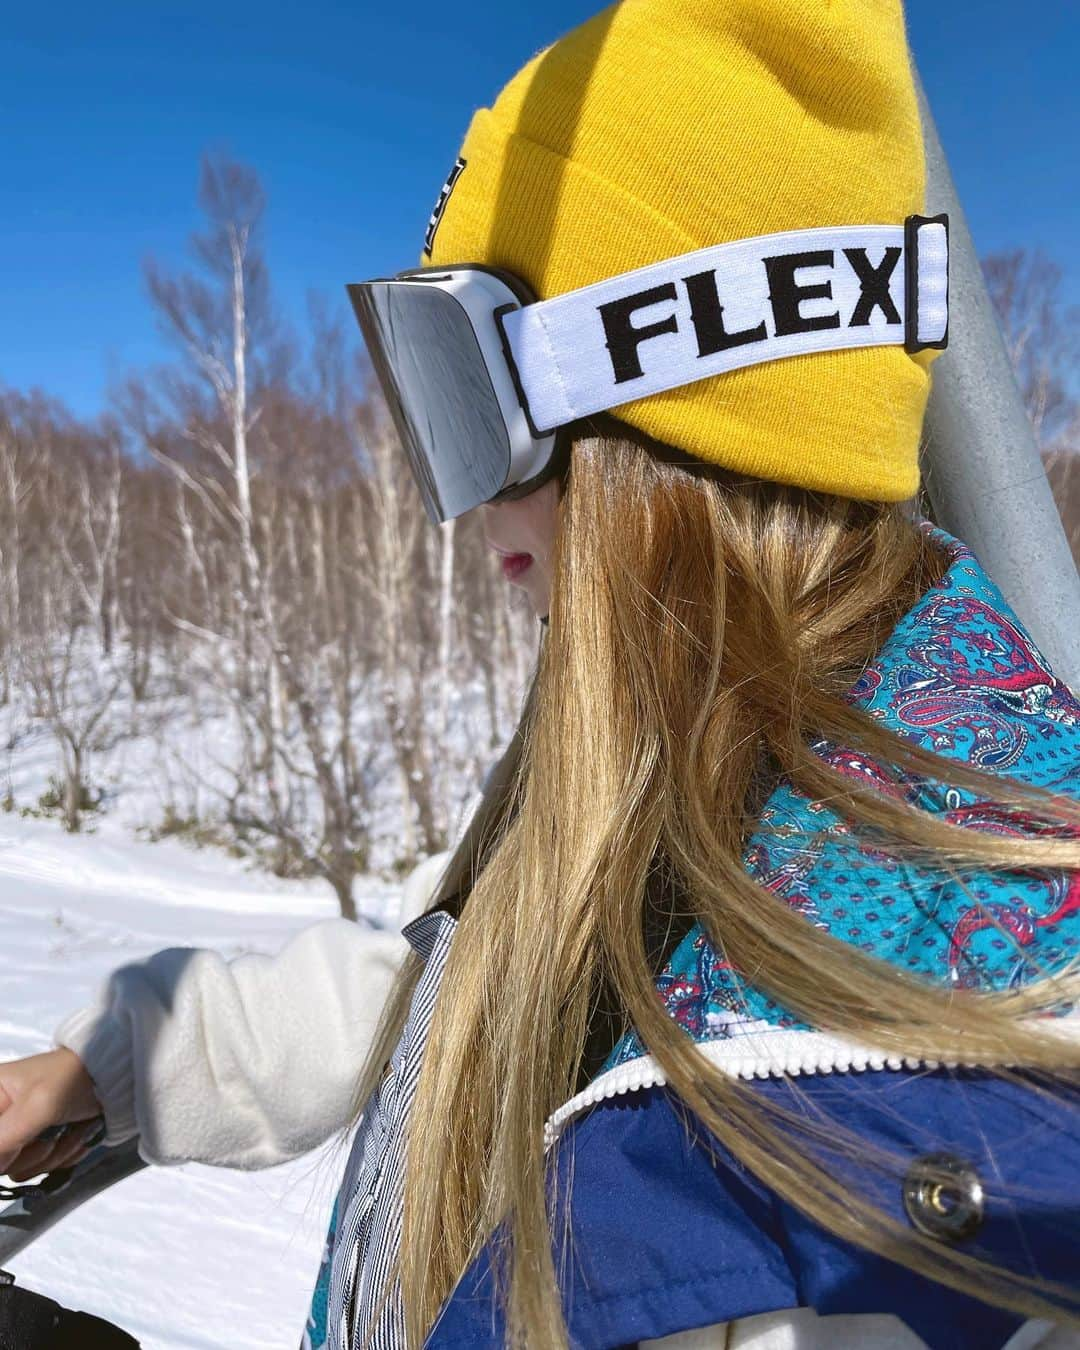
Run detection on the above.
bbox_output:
[595,520,1080,1081]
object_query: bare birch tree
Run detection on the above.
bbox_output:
[2,150,541,904]
[11,412,126,831]
[0,401,32,706]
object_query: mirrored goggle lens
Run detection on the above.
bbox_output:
[348,281,511,523]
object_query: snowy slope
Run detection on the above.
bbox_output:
[0,811,408,1349]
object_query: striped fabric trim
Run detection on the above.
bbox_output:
[324,908,458,1349]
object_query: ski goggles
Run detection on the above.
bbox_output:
[347,214,949,524]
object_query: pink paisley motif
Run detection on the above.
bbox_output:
[947,878,1080,983]
[844,665,883,705]
[943,803,1080,979]
[948,904,1036,982]
[945,801,1077,836]
[909,595,1053,695]
[744,837,819,916]
[1035,880,1080,933]
[814,747,911,799]
[893,691,1025,768]
[656,974,707,1033]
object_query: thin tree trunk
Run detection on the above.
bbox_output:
[64,741,82,834]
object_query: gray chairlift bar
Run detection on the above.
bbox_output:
[0,1139,146,1267]
[914,64,1080,695]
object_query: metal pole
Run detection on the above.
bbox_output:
[913,64,1080,694]
[0,1141,146,1265]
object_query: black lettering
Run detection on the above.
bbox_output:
[843,246,902,327]
[423,157,466,257]
[763,250,841,337]
[683,270,768,357]
[599,283,679,383]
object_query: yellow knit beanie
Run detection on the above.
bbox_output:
[423,0,940,501]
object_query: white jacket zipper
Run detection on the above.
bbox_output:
[543,1012,1080,1150]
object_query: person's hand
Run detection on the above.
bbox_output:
[0,1048,104,1183]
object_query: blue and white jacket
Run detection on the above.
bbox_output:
[307,524,1080,1350]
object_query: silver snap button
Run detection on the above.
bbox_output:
[902,1152,985,1243]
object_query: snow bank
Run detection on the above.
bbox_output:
[0,812,404,1348]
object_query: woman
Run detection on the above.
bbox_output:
[2,0,1080,1347]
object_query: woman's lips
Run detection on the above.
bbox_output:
[501,552,533,581]
[487,540,535,582]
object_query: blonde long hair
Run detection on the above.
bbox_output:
[355,427,1080,1347]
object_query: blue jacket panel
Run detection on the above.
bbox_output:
[426,1070,1080,1349]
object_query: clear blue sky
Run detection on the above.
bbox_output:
[2,1,1077,418]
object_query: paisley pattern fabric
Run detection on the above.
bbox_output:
[604,522,1080,1070]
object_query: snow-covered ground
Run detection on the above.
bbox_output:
[0,641,499,1344]
[0,664,492,883]
[0,809,410,1348]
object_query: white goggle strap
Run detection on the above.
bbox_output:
[499,215,949,435]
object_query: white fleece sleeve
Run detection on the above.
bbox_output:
[52,849,453,1170]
